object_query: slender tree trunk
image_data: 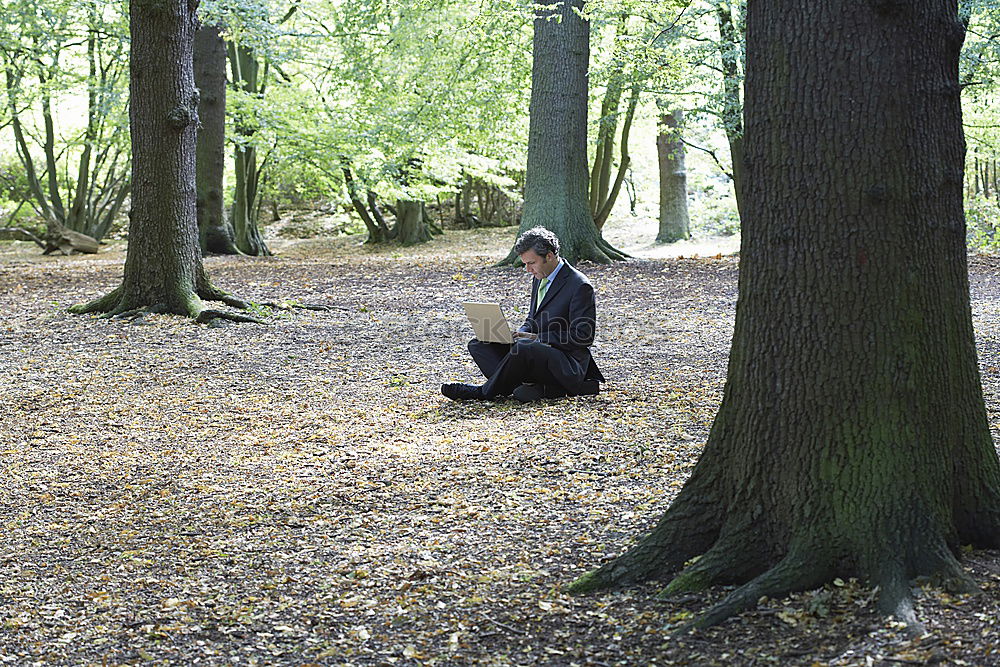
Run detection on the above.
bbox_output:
[594,84,639,230]
[656,107,690,243]
[571,0,1000,632]
[716,1,747,223]
[460,178,473,226]
[72,0,253,323]
[38,71,66,225]
[194,24,239,255]
[366,191,393,239]
[66,26,97,234]
[503,0,625,265]
[6,69,56,229]
[589,18,626,219]
[228,42,271,256]
[342,167,388,243]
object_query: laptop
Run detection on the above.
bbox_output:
[461,302,515,344]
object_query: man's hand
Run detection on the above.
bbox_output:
[513,331,538,341]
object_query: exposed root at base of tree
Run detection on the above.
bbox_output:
[570,487,999,633]
[575,531,993,634]
[254,300,342,312]
[195,309,265,325]
[671,541,833,634]
[68,283,266,325]
[568,468,724,594]
[596,236,629,262]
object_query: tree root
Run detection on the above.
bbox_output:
[676,540,832,633]
[596,235,630,261]
[658,522,767,598]
[196,282,336,313]
[70,282,266,324]
[494,231,630,267]
[876,565,924,637]
[570,534,692,594]
[68,286,124,315]
[195,309,264,325]
[568,536,693,594]
[254,300,341,312]
[569,476,723,594]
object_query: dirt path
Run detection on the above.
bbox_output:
[1,231,998,666]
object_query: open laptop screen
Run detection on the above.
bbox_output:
[461,302,514,344]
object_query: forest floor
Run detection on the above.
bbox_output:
[1,226,999,666]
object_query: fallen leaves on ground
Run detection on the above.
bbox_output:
[0,230,998,666]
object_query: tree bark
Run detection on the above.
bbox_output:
[194,24,239,255]
[571,0,1000,632]
[342,167,390,243]
[656,107,691,243]
[501,0,625,265]
[71,0,254,324]
[589,15,627,220]
[594,84,639,230]
[228,42,271,257]
[716,1,747,223]
[395,199,431,245]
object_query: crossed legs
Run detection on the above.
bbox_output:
[468,338,570,399]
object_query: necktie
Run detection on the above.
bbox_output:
[537,277,549,303]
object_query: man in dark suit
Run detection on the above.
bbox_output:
[442,226,605,402]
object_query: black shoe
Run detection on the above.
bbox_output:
[513,383,544,403]
[441,383,483,401]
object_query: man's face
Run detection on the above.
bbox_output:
[519,249,559,280]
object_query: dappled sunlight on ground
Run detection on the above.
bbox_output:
[1,232,998,665]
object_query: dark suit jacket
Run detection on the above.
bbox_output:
[518,260,605,385]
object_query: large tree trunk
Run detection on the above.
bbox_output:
[571,0,1000,632]
[71,0,253,324]
[395,199,431,245]
[501,0,625,265]
[656,107,690,243]
[194,24,239,255]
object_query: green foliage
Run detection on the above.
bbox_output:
[287,0,533,203]
[689,179,739,237]
[966,195,1000,252]
[7,0,1000,249]
[0,0,131,239]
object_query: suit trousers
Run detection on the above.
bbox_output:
[468,338,576,399]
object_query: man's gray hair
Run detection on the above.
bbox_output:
[513,226,560,258]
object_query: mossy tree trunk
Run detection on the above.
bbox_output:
[71,0,254,324]
[656,106,690,243]
[571,0,1000,632]
[194,23,239,255]
[228,42,271,257]
[501,0,625,265]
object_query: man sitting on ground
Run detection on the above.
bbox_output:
[442,226,605,402]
